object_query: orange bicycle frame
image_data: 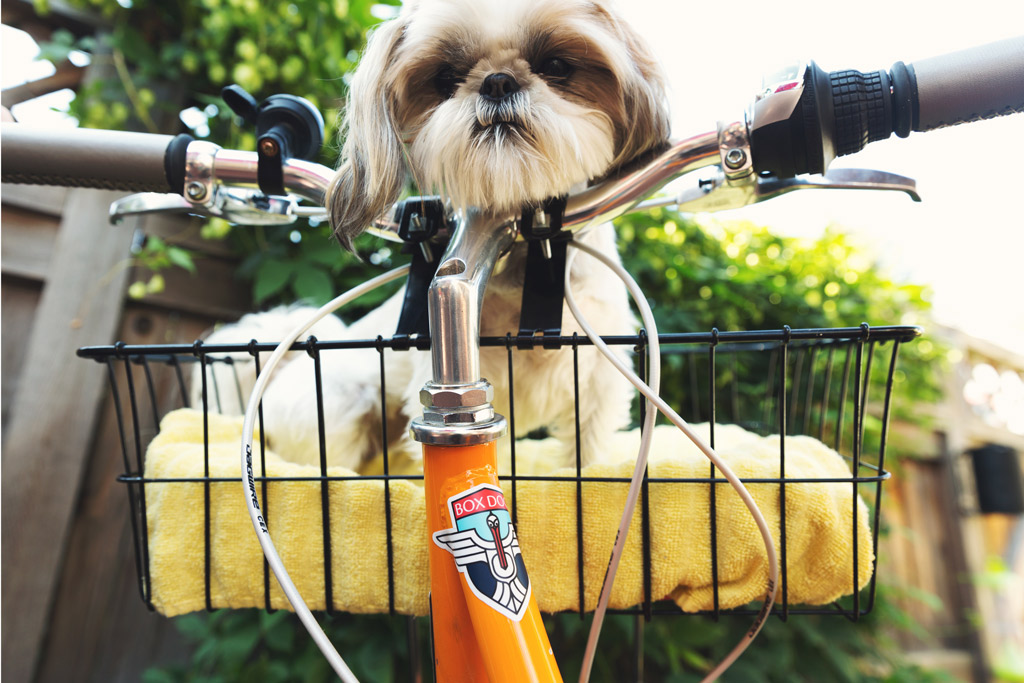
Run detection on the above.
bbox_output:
[422,442,561,682]
[410,210,562,681]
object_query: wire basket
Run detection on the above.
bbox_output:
[78,323,918,625]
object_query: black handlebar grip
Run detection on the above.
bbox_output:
[0,125,189,194]
[164,133,194,196]
[829,68,893,156]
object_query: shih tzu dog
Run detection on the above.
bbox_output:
[197,0,670,471]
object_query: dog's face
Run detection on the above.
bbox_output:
[328,0,670,249]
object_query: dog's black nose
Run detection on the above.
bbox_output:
[480,73,520,101]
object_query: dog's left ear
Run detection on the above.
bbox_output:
[328,16,409,251]
[595,3,672,168]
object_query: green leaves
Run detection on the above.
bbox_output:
[233,223,405,310]
[126,234,196,299]
[294,267,334,306]
[251,258,334,306]
[252,258,293,304]
[49,0,400,155]
[147,611,428,683]
[617,209,943,452]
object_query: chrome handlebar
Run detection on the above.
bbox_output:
[111,134,917,244]
[109,121,918,235]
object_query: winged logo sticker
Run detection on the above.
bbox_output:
[432,483,531,621]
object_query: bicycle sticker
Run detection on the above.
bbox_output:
[432,482,531,622]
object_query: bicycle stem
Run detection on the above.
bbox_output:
[405,132,723,447]
[410,210,515,447]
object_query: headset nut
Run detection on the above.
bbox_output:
[421,383,493,409]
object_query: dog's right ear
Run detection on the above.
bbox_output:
[328,17,408,251]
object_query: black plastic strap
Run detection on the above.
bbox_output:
[397,197,446,243]
[393,197,449,344]
[394,240,445,341]
[517,238,568,350]
[257,132,287,196]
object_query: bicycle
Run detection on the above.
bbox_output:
[3,35,1023,682]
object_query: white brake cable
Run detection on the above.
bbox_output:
[565,240,779,683]
[240,264,410,683]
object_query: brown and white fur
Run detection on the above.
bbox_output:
[196,0,670,471]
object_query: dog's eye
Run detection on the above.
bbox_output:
[434,65,463,99]
[536,56,574,80]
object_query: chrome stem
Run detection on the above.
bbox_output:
[427,210,516,385]
[411,210,516,446]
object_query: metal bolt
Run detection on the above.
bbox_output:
[421,383,493,408]
[259,138,280,157]
[724,147,747,169]
[419,242,434,264]
[540,238,553,260]
[186,181,207,201]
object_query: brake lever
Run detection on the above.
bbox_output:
[674,167,920,213]
[109,187,301,226]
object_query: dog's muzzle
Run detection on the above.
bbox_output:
[475,91,530,132]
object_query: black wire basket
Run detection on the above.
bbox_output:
[78,323,918,629]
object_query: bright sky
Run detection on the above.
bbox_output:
[3,3,1024,351]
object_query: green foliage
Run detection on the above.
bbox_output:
[150,610,429,683]
[545,603,961,683]
[617,211,930,334]
[230,222,408,314]
[151,602,957,683]
[35,0,399,157]
[33,0,400,307]
[615,210,945,456]
[125,233,195,298]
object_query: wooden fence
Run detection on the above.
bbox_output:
[1,182,249,682]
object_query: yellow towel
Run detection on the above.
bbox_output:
[144,409,874,617]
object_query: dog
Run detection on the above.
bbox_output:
[195,0,670,471]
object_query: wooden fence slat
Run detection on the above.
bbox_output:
[1,203,60,281]
[0,183,69,217]
[35,307,212,683]
[1,188,140,683]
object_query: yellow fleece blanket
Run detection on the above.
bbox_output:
[144,409,873,617]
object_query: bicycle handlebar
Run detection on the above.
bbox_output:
[2,37,1021,229]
